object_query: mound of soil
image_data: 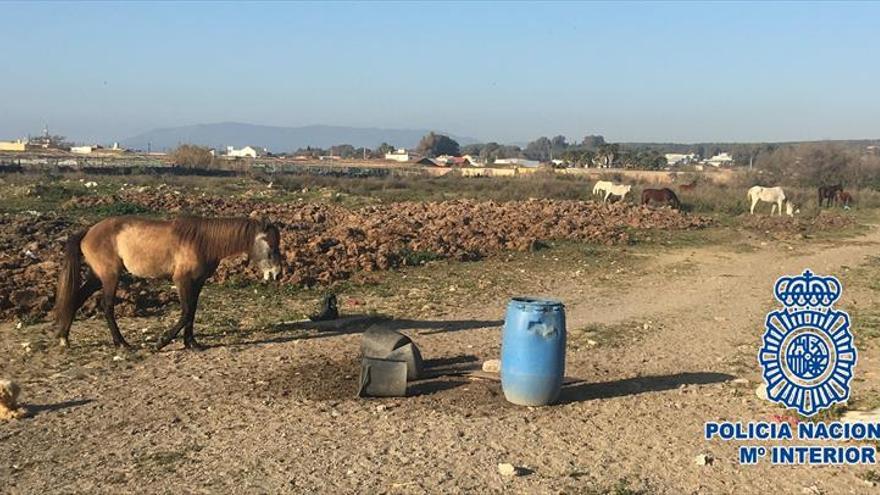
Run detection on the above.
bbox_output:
[2,189,712,321]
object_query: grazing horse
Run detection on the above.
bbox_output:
[748,186,792,216]
[53,216,283,349]
[836,190,853,209]
[641,188,681,209]
[818,184,842,207]
[679,181,697,192]
[772,201,799,217]
[592,180,613,197]
[603,184,632,203]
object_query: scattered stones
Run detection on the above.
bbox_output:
[731,378,750,387]
[0,379,27,420]
[497,463,519,477]
[755,384,768,401]
[482,359,501,373]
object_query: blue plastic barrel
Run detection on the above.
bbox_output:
[501,297,566,406]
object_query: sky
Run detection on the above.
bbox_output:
[1,1,879,145]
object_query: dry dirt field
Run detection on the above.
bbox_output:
[1,174,879,494]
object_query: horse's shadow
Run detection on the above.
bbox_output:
[26,398,94,417]
[558,372,733,404]
[222,314,502,347]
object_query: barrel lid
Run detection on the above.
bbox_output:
[509,296,564,311]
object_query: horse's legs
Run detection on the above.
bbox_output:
[182,278,206,350]
[55,273,102,346]
[155,275,204,350]
[603,191,610,204]
[750,197,757,214]
[99,273,129,348]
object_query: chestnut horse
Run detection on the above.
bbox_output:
[837,190,853,208]
[53,216,283,350]
[818,184,842,207]
[641,188,681,209]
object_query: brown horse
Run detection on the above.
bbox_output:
[53,216,283,350]
[818,184,842,207]
[836,190,854,208]
[641,188,681,209]
[679,180,697,191]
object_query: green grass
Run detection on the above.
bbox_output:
[399,248,446,266]
[582,478,652,495]
[570,321,652,349]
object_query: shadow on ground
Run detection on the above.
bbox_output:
[558,372,733,404]
[27,399,94,417]
[231,314,502,347]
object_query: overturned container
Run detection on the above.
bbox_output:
[501,297,566,406]
[359,358,408,397]
[358,327,424,397]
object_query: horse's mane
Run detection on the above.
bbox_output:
[172,217,262,261]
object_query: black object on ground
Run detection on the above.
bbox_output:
[309,293,339,322]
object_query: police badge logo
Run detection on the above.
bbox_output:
[758,270,857,417]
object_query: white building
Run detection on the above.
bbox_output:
[71,145,100,154]
[226,145,265,158]
[664,153,697,166]
[704,152,734,167]
[494,158,541,168]
[384,149,410,162]
[462,154,483,166]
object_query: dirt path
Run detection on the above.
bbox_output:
[2,228,880,494]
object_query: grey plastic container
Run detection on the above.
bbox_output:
[361,327,412,358]
[386,342,424,380]
[358,358,408,397]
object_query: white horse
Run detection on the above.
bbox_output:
[748,186,797,216]
[592,180,613,197]
[604,184,632,203]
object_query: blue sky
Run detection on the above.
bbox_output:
[1,1,878,144]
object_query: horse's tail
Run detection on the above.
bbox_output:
[53,230,86,326]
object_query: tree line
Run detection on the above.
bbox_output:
[169,132,880,185]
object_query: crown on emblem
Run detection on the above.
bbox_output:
[774,270,841,307]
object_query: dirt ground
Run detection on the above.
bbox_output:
[1,189,879,493]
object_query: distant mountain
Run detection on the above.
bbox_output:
[120,122,477,153]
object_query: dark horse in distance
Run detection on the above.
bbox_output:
[53,216,283,350]
[641,188,681,209]
[818,184,843,207]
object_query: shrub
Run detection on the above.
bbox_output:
[170,144,215,169]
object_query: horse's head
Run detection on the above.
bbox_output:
[785,201,800,217]
[251,221,283,281]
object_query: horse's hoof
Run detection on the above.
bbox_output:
[184,340,205,351]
